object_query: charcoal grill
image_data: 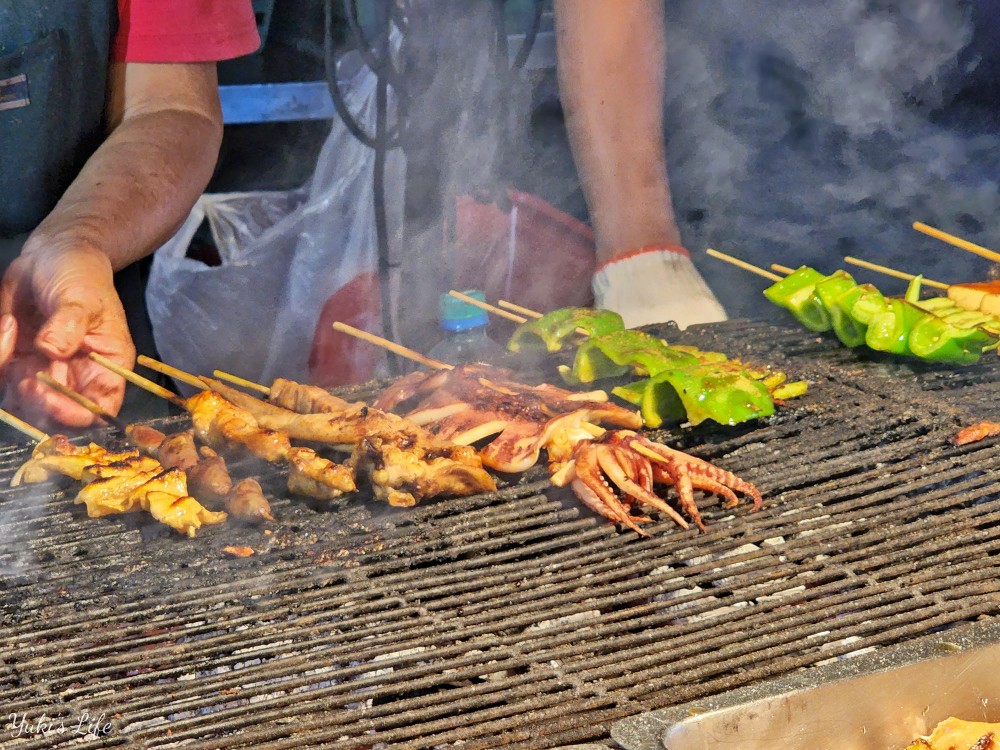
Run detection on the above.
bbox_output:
[3,318,1000,748]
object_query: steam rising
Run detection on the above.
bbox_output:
[659,0,1000,317]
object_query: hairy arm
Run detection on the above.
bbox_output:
[0,62,224,426]
[554,0,681,262]
[22,61,223,269]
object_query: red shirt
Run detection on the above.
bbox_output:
[113,0,261,63]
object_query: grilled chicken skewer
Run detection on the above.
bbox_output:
[35,373,274,523]
[3,408,226,536]
[90,354,356,502]
[197,375,496,507]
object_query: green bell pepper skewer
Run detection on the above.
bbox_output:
[560,330,701,385]
[764,265,1000,365]
[763,266,832,332]
[561,329,784,427]
[813,271,865,347]
[612,367,775,428]
[906,306,1000,363]
[865,298,925,355]
[507,307,624,353]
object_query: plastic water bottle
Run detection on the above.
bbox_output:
[427,290,506,365]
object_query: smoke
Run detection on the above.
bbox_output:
[659,0,1000,318]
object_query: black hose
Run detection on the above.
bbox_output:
[344,0,403,90]
[323,0,378,147]
[510,0,545,70]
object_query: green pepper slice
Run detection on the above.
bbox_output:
[814,271,865,347]
[613,366,775,428]
[508,307,625,353]
[764,266,832,332]
[907,315,997,365]
[562,330,701,384]
[865,298,925,354]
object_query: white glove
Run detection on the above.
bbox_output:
[592,245,728,329]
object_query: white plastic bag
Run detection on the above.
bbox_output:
[147,59,400,390]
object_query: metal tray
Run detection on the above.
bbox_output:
[611,620,1000,750]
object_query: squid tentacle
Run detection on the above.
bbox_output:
[596,448,690,530]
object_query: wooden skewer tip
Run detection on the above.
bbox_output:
[89,353,185,408]
[705,248,782,282]
[497,300,543,319]
[913,221,1000,264]
[35,372,125,429]
[212,370,271,395]
[447,290,527,324]
[0,408,48,443]
[843,256,950,291]
[136,355,205,390]
[332,321,453,370]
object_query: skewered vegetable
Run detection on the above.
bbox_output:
[560,330,776,427]
[765,267,1000,365]
[506,308,804,428]
[507,307,625,352]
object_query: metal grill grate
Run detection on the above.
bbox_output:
[2,319,1000,748]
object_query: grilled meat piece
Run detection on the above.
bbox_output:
[13,436,139,486]
[202,377,366,448]
[269,377,360,414]
[905,718,1000,750]
[135,468,227,537]
[126,424,201,471]
[186,446,234,504]
[156,430,201,471]
[349,431,497,507]
[125,424,167,454]
[951,420,1000,446]
[201,377,494,503]
[76,457,163,517]
[381,365,641,473]
[186,390,291,463]
[224,478,274,522]
[287,447,356,501]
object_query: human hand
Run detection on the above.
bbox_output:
[592,245,728,330]
[0,243,136,428]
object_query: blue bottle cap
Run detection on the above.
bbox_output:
[439,290,490,331]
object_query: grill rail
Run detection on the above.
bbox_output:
[2,319,1000,748]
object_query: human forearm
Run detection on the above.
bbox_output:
[23,62,223,271]
[24,109,221,271]
[554,0,680,261]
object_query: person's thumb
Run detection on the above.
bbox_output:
[35,301,93,359]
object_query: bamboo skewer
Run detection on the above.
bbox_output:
[212,370,271,396]
[770,263,795,276]
[332,322,453,370]
[89,353,186,409]
[447,290,527,324]
[843,256,950,290]
[35,373,127,431]
[137,355,205,390]
[913,222,1000,265]
[488,298,592,338]
[706,248,783,282]
[497,300,542,319]
[0,408,48,443]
